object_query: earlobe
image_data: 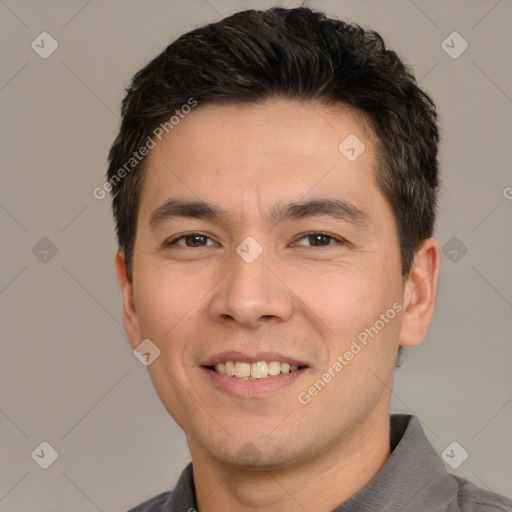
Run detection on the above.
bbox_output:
[115,250,141,349]
[398,238,441,348]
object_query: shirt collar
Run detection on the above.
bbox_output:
[163,414,457,511]
[333,415,457,511]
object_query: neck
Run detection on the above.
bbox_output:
[189,408,391,512]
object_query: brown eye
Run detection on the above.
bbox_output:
[294,233,342,247]
[168,233,215,247]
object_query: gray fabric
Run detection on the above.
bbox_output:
[127,415,512,511]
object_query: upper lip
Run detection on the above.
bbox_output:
[201,351,310,367]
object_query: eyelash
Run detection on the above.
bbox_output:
[165,232,346,248]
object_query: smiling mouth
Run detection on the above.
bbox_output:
[206,361,308,379]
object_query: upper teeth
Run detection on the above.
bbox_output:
[215,361,300,379]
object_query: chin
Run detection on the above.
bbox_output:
[202,433,307,470]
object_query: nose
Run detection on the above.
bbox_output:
[208,248,294,328]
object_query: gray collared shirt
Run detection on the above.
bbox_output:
[128,414,511,511]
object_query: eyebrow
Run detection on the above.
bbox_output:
[148,198,371,230]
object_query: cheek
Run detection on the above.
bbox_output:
[289,263,388,339]
[133,267,205,424]
[133,265,200,343]
[289,261,403,386]
[299,266,402,406]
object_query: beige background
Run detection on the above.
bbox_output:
[1,0,511,510]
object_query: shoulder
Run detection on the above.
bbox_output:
[448,476,512,511]
[126,491,172,512]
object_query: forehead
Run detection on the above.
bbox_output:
[152,98,375,160]
[137,98,387,226]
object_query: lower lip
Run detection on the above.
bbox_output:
[201,367,308,398]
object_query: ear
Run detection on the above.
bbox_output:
[115,250,141,350]
[398,238,441,348]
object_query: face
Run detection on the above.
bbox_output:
[117,98,439,468]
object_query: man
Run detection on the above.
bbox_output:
[106,6,511,511]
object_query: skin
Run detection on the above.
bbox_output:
[116,98,440,512]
